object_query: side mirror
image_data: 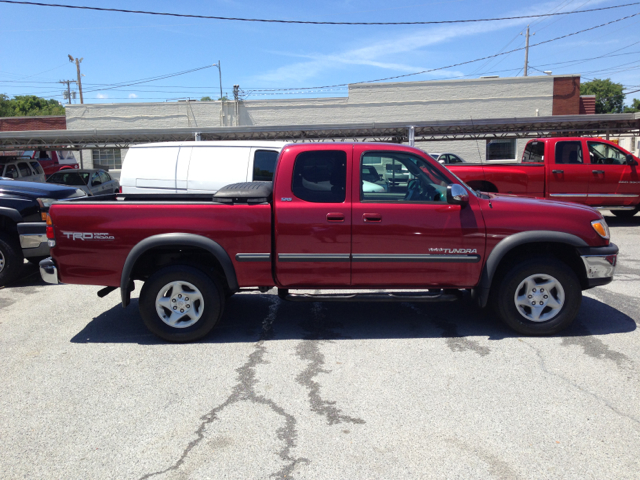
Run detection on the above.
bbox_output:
[625,154,638,166]
[447,184,469,206]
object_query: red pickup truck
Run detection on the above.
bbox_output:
[448,137,640,218]
[39,142,618,342]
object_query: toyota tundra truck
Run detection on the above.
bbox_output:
[448,137,640,218]
[39,142,618,342]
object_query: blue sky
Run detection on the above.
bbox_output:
[1,0,639,105]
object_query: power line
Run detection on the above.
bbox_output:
[1,0,639,26]
[246,12,640,92]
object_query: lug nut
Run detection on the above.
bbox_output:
[532,288,537,292]
[178,294,182,298]
[528,295,532,299]
[172,299,176,303]
[185,297,189,301]
[544,295,548,299]
[186,304,190,308]
[173,306,177,310]
[540,288,544,292]
[180,309,184,313]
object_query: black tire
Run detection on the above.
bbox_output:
[139,265,225,342]
[0,233,24,287]
[611,207,639,219]
[491,256,581,336]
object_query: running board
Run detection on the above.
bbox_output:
[278,288,462,303]
[595,206,636,211]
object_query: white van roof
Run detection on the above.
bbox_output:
[129,141,290,149]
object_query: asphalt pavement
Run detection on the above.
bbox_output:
[1,212,638,479]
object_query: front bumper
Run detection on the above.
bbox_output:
[17,222,49,258]
[578,243,618,288]
[39,257,59,285]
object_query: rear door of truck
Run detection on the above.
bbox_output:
[273,144,352,287]
[546,139,592,204]
[586,140,640,207]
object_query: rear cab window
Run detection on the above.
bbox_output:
[555,141,583,164]
[522,141,545,163]
[17,162,32,177]
[291,150,347,203]
[29,161,43,175]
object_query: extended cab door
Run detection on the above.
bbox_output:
[586,140,640,207]
[273,145,352,287]
[351,146,485,288]
[546,139,592,205]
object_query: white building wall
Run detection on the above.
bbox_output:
[65,75,563,163]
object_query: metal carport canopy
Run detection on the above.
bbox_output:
[1,113,639,150]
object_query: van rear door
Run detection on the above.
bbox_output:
[123,146,181,193]
[187,146,251,193]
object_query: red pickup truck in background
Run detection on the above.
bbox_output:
[448,137,640,218]
[40,142,618,342]
[23,150,80,178]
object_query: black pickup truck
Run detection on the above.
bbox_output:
[0,179,85,285]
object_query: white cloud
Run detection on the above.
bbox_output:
[128,93,138,99]
[96,93,108,99]
[250,0,612,85]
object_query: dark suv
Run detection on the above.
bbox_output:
[0,179,85,285]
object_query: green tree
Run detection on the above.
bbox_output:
[200,96,213,101]
[581,79,624,114]
[623,98,640,113]
[0,94,64,117]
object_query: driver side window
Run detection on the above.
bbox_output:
[360,152,450,203]
[587,142,627,165]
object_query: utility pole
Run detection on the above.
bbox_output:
[68,55,84,104]
[59,80,76,104]
[522,25,533,77]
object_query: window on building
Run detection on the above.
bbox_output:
[486,139,517,161]
[291,150,346,203]
[92,149,122,169]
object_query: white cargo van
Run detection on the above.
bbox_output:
[120,141,288,194]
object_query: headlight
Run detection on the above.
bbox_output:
[591,219,610,240]
[36,197,56,209]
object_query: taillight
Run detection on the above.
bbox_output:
[118,186,122,194]
[46,214,56,247]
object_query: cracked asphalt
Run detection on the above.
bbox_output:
[1,212,639,479]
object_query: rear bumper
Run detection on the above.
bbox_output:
[17,222,49,258]
[578,243,618,288]
[39,257,59,285]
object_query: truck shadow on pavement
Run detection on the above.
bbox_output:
[603,214,640,228]
[70,293,636,345]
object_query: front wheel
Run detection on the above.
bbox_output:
[139,265,225,342]
[0,233,24,286]
[491,256,581,335]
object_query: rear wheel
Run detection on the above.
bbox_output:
[491,256,581,335]
[0,233,24,286]
[139,265,225,342]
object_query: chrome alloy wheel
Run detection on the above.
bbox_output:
[0,249,5,273]
[514,273,565,323]
[155,280,204,328]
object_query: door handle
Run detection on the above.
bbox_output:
[363,213,382,222]
[592,170,605,174]
[326,212,345,222]
[552,170,564,174]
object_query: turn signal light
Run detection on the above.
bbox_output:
[46,214,55,240]
[591,219,610,240]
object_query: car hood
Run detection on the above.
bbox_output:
[0,179,85,199]
[488,192,600,215]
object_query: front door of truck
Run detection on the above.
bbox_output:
[274,147,352,287]
[586,140,640,207]
[351,147,485,288]
[546,140,591,205]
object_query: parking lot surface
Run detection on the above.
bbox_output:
[1,213,639,479]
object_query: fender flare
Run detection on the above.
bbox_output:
[476,230,589,308]
[0,207,23,224]
[120,233,238,307]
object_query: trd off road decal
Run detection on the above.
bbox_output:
[61,232,115,241]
